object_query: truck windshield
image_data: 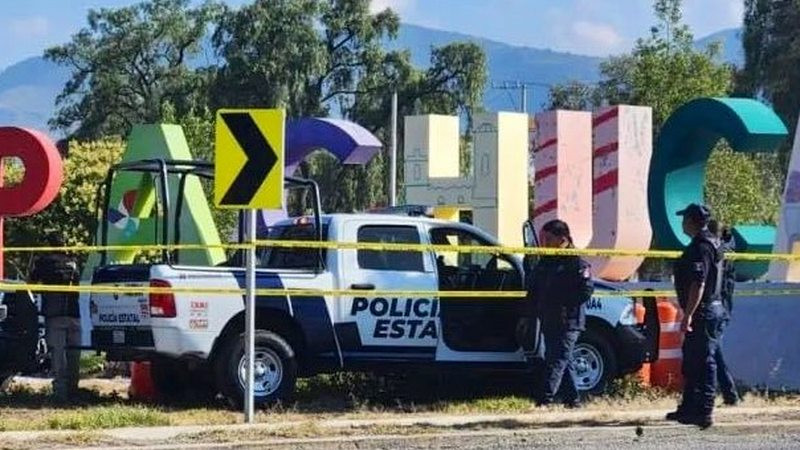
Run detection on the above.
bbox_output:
[258,224,328,270]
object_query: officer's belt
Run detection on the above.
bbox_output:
[699,299,723,308]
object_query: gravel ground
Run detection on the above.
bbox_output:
[192,422,800,450]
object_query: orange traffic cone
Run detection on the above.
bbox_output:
[650,298,684,391]
[128,361,158,402]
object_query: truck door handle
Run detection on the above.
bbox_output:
[350,283,376,290]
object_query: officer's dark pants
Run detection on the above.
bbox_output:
[679,304,724,418]
[541,328,580,405]
[715,317,738,403]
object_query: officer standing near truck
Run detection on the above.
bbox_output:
[29,234,81,402]
[667,204,726,429]
[707,219,739,406]
[527,219,594,407]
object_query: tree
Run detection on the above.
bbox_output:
[599,0,732,129]
[543,1,780,276]
[706,143,782,226]
[740,0,800,168]
[45,0,487,220]
[210,0,486,212]
[546,80,601,110]
[4,140,125,278]
[46,0,221,139]
[548,0,731,131]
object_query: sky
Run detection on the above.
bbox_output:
[0,0,744,70]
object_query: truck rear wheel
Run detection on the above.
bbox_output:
[148,360,216,403]
[150,358,189,401]
[575,328,617,395]
[214,330,297,408]
[0,372,14,392]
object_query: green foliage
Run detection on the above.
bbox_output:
[705,144,783,226]
[210,0,486,211]
[79,354,108,377]
[47,0,487,217]
[740,0,800,168]
[45,0,221,139]
[4,140,124,278]
[546,80,601,111]
[548,0,732,131]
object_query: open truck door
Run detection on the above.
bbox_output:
[517,219,543,360]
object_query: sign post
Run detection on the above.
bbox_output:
[215,109,285,423]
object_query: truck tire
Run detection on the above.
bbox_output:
[214,330,297,408]
[0,372,14,392]
[575,327,618,395]
[150,358,189,401]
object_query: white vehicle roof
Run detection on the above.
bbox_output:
[275,213,499,242]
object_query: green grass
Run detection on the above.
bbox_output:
[79,353,107,377]
[46,405,170,430]
[1,371,799,434]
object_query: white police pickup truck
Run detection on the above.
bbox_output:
[88,160,658,406]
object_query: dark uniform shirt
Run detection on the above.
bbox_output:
[527,255,594,331]
[29,252,80,318]
[674,229,722,311]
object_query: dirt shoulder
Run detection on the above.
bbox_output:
[3,405,800,450]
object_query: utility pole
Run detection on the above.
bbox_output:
[490,80,551,113]
[390,91,398,207]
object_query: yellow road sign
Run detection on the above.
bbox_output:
[215,109,285,209]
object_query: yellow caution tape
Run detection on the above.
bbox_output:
[1,243,249,253]
[2,239,799,262]
[255,239,800,262]
[3,283,800,299]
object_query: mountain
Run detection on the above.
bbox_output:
[387,24,603,112]
[0,24,744,135]
[0,57,71,132]
[695,27,744,67]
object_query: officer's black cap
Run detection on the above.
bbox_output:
[676,203,711,224]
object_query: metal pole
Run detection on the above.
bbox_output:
[390,91,398,207]
[521,84,527,114]
[244,209,256,423]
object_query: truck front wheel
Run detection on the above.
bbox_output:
[214,330,297,408]
[574,328,618,395]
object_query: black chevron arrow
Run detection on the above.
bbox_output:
[220,112,279,205]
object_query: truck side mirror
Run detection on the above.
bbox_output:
[522,220,539,272]
[522,220,537,247]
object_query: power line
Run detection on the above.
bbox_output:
[489,79,600,113]
[490,81,550,113]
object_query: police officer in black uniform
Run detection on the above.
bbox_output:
[29,234,81,402]
[667,204,727,428]
[708,220,739,405]
[528,219,594,407]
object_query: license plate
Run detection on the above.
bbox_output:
[112,330,125,344]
